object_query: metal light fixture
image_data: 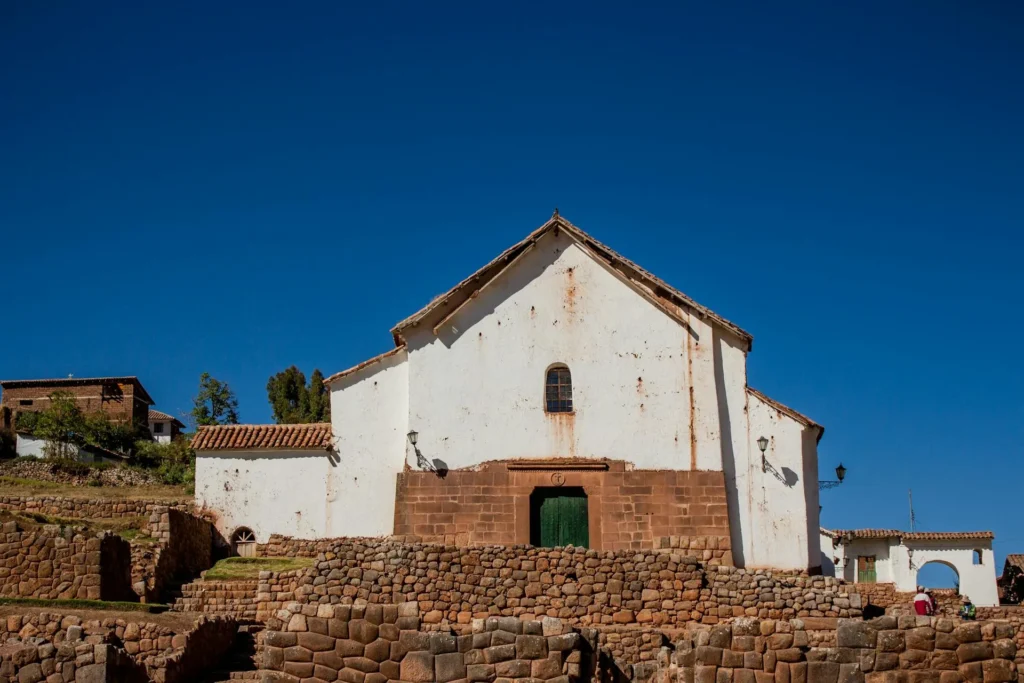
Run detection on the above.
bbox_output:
[819,462,847,490]
[757,435,769,472]
[407,430,418,446]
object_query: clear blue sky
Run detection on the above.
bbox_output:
[2,2,1021,578]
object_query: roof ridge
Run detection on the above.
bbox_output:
[388,214,752,348]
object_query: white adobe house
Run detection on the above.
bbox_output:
[820,528,999,606]
[195,213,829,569]
[147,409,184,444]
[14,432,127,464]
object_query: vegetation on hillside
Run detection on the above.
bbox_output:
[204,556,313,581]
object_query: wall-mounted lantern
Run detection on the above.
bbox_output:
[757,436,769,472]
[407,430,418,446]
[819,463,847,490]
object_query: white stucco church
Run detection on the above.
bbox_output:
[194,213,829,570]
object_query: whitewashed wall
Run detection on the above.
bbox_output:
[740,391,820,570]
[149,421,173,444]
[319,229,820,569]
[15,433,46,458]
[404,231,729,471]
[326,350,408,537]
[821,535,999,607]
[195,451,330,542]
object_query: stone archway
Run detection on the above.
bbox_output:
[916,559,960,589]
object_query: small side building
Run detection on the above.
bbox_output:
[192,423,335,552]
[148,410,184,444]
[820,527,999,606]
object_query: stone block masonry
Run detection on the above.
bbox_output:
[250,540,861,633]
[0,521,133,601]
[637,616,1021,683]
[0,611,237,683]
[394,460,732,551]
[0,495,192,521]
[260,600,598,683]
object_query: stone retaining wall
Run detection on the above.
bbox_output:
[175,578,260,621]
[0,611,237,683]
[250,541,860,634]
[0,522,133,601]
[260,601,597,683]
[0,495,192,520]
[635,616,1021,683]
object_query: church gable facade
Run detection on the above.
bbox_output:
[194,214,824,571]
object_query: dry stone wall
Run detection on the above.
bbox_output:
[260,600,597,683]
[0,495,191,520]
[251,540,861,633]
[0,521,133,600]
[133,506,214,602]
[0,611,236,683]
[636,616,1021,683]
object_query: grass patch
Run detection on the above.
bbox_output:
[0,476,61,489]
[204,557,313,581]
[0,598,167,613]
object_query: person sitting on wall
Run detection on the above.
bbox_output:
[959,595,977,620]
[914,586,933,615]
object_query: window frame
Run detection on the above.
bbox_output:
[857,555,877,584]
[544,365,574,414]
[153,422,165,434]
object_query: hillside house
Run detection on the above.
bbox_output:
[1,376,154,430]
[148,409,185,443]
[195,214,827,570]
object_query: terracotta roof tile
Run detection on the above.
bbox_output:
[824,528,994,542]
[1004,554,1024,570]
[192,423,333,451]
[148,410,185,428]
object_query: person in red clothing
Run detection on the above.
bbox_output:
[913,586,933,615]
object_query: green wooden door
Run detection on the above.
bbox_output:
[538,493,589,548]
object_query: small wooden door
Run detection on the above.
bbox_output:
[857,556,877,583]
[531,488,589,548]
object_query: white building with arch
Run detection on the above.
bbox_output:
[820,528,999,606]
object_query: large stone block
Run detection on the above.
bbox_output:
[906,629,935,652]
[344,656,380,674]
[839,664,864,683]
[697,647,724,667]
[430,633,458,655]
[954,625,981,645]
[436,652,467,683]
[900,650,930,670]
[266,631,298,648]
[468,663,497,682]
[991,640,1015,660]
[336,639,365,658]
[808,661,840,683]
[364,639,390,663]
[314,664,340,682]
[516,635,547,660]
[980,660,1014,683]
[956,643,993,664]
[837,622,877,649]
[284,646,313,663]
[495,659,531,678]
[349,620,379,645]
[401,651,435,683]
[297,632,335,652]
[483,645,517,664]
[696,665,718,683]
[930,652,959,671]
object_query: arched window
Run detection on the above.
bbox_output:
[545,365,573,413]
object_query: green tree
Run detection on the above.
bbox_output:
[267,366,308,424]
[307,369,331,423]
[34,391,86,460]
[266,366,331,423]
[191,373,239,426]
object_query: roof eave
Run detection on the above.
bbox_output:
[388,215,753,349]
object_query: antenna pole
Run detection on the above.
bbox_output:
[908,489,916,532]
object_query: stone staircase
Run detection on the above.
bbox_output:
[172,576,260,621]
[200,624,266,683]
